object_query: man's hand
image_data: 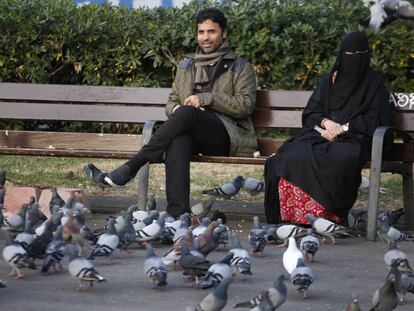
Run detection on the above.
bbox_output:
[183,95,201,109]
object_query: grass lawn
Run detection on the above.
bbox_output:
[0,155,404,210]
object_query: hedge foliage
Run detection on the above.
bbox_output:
[0,0,412,92]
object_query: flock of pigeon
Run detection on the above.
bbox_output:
[0,169,413,310]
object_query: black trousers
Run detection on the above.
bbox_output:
[139,106,230,218]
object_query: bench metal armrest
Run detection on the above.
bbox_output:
[366,126,414,240]
[137,119,165,211]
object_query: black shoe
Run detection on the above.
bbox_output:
[103,164,134,187]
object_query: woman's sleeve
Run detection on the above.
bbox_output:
[302,80,326,129]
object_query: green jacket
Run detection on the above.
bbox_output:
[165,51,258,157]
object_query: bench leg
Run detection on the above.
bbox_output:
[137,163,150,211]
[403,162,414,230]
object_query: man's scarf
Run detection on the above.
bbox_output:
[194,39,230,84]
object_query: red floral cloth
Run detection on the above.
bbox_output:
[278,178,342,225]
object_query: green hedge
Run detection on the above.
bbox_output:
[0,0,412,92]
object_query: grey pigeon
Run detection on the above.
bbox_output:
[387,260,412,302]
[249,291,274,311]
[117,213,137,252]
[248,216,268,255]
[194,221,226,257]
[136,211,167,242]
[3,201,29,231]
[83,163,108,190]
[299,229,320,262]
[191,200,215,218]
[66,244,106,291]
[290,257,315,298]
[229,233,252,278]
[216,218,231,248]
[200,253,233,289]
[370,274,399,311]
[367,0,414,33]
[41,225,66,273]
[179,242,211,287]
[377,216,412,242]
[193,217,211,238]
[306,214,349,244]
[49,187,66,214]
[2,233,36,279]
[234,274,288,309]
[143,243,168,288]
[133,210,159,231]
[378,208,404,227]
[14,213,35,251]
[242,177,264,196]
[345,295,362,311]
[273,224,306,246]
[114,205,135,233]
[88,218,119,261]
[283,237,303,274]
[384,240,411,271]
[26,219,54,259]
[202,176,244,199]
[27,198,47,227]
[194,277,231,311]
[173,219,191,244]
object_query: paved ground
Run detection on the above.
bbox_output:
[1,211,414,311]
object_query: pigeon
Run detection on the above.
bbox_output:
[299,229,320,262]
[242,177,265,195]
[179,242,211,287]
[49,187,66,214]
[114,205,136,233]
[136,211,167,242]
[41,226,67,273]
[216,218,231,248]
[14,213,35,251]
[193,277,231,311]
[3,201,29,231]
[117,213,138,252]
[283,237,304,274]
[366,0,414,33]
[229,233,252,278]
[387,260,412,302]
[378,208,404,227]
[202,176,244,199]
[27,198,47,227]
[83,163,108,190]
[200,253,233,289]
[306,214,349,244]
[290,258,315,298]
[358,176,387,194]
[233,274,288,309]
[377,215,413,242]
[88,218,119,261]
[370,273,399,311]
[66,244,106,291]
[248,216,268,255]
[194,221,226,257]
[162,242,182,268]
[2,233,36,279]
[173,220,191,244]
[384,240,412,271]
[345,295,362,311]
[191,200,215,218]
[26,219,55,259]
[273,224,306,246]
[62,213,88,256]
[133,211,159,232]
[143,243,168,288]
[193,218,211,238]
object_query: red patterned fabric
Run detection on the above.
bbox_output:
[278,178,342,225]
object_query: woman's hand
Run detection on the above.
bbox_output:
[321,119,343,140]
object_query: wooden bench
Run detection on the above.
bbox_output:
[0,82,412,240]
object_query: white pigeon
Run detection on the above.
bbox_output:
[143,243,168,288]
[66,245,106,291]
[283,237,303,274]
[299,229,320,262]
[136,212,167,242]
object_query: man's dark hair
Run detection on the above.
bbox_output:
[196,8,227,31]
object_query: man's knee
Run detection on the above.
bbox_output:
[166,135,193,158]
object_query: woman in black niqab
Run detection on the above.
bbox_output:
[264,32,391,225]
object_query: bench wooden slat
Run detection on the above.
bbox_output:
[0,83,170,104]
[0,102,168,123]
[252,110,302,128]
[256,90,312,108]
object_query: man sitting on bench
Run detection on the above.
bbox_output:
[87,8,257,218]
